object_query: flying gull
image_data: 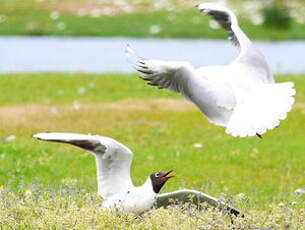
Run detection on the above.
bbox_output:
[32,132,241,216]
[126,3,295,138]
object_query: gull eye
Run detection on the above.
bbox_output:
[155,172,160,178]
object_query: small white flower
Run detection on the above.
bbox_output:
[50,11,60,20]
[90,9,101,18]
[290,201,297,205]
[51,107,58,114]
[149,25,162,34]
[73,101,80,110]
[193,143,202,148]
[78,87,85,95]
[237,193,246,199]
[278,202,285,207]
[57,22,66,30]
[296,16,305,24]
[294,188,305,195]
[6,135,16,142]
[250,14,264,25]
[209,20,220,29]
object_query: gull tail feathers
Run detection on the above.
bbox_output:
[226,82,296,138]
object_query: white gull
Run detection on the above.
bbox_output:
[32,132,241,216]
[126,3,296,138]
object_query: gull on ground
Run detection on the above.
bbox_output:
[32,132,241,215]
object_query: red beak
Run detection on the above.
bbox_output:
[162,169,175,179]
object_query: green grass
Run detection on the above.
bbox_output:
[0,73,304,228]
[1,1,305,40]
[0,72,304,207]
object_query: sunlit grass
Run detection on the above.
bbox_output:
[0,179,304,228]
[0,1,305,40]
[0,73,304,227]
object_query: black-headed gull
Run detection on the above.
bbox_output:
[32,132,241,215]
[126,3,295,138]
[32,132,174,214]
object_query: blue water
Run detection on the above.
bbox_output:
[1,36,304,74]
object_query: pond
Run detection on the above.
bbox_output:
[1,36,304,74]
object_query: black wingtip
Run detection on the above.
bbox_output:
[256,133,262,139]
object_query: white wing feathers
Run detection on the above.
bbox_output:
[197,3,243,48]
[126,44,195,94]
[156,189,241,216]
[32,132,134,199]
[197,3,273,84]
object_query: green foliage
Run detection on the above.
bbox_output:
[262,0,291,29]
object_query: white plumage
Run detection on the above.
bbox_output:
[32,132,241,215]
[126,3,296,138]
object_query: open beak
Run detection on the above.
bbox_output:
[162,169,175,179]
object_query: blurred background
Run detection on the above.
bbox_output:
[0,0,304,74]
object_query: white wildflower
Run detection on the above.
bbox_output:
[90,9,101,18]
[73,101,80,110]
[193,143,203,148]
[278,202,285,207]
[57,22,66,30]
[78,87,85,95]
[294,188,305,195]
[6,135,16,142]
[209,20,220,29]
[250,14,264,25]
[237,193,246,199]
[50,11,60,20]
[51,107,58,114]
[290,201,297,205]
[149,25,162,34]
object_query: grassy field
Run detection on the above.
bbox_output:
[0,73,304,228]
[0,0,305,40]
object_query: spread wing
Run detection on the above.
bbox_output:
[155,189,241,217]
[32,132,134,199]
[126,44,196,96]
[197,3,273,84]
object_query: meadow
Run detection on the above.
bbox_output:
[0,73,304,228]
[0,0,305,40]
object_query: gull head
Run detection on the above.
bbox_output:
[150,169,174,193]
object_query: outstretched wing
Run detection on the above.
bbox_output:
[156,189,241,217]
[126,44,196,95]
[197,3,273,84]
[32,132,134,199]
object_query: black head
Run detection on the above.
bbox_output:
[150,169,174,193]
